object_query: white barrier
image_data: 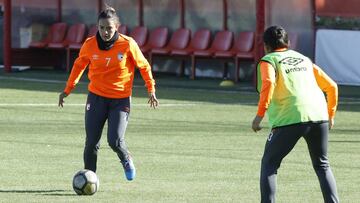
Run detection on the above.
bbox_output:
[315,29,360,86]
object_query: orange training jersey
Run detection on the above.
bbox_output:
[64,34,155,98]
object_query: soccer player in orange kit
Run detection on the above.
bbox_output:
[58,6,158,181]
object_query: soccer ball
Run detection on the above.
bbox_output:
[72,169,99,195]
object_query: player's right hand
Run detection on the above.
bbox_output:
[58,92,68,107]
[252,115,263,132]
[329,118,334,130]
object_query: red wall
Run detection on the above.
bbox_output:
[316,0,360,17]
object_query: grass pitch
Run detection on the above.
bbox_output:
[0,70,359,203]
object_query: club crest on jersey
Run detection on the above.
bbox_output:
[117,53,124,61]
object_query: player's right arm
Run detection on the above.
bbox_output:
[63,43,91,95]
[59,41,90,107]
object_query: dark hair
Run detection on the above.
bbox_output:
[263,25,289,51]
[97,5,120,25]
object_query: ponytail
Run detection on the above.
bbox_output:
[98,4,120,26]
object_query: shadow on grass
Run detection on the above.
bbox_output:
[0,189,70,193]
[40,193,78,196]
[330,128,360,134]
[0,189,78,196]
[337,105,360,112]
[0,139,83,148]
[2,69,360,108]
[0,69,256,105]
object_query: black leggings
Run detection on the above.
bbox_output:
[83,92,130,172]
[260,122,339,203]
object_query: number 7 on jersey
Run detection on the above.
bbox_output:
[105,57,111,67]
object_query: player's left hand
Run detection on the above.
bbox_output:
[252,115,263,132]
[148,92,159,109]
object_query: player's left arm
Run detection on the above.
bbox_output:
[256,61,276,117]
[313,64,338,120]
[129,39,155,92]
[129,39,158,108]
[252,61,276,132]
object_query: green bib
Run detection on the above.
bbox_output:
[257,50,328,128]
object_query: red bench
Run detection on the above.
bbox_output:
[148,28,191,69]
[191,30,234,79]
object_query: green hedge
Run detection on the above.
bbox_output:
[316,16,360,30]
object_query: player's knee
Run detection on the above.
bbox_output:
[108,138,126,152]
[312,160,330,171]
[261,156,279,167]
[261,157,281,174]
[84,141,100,152]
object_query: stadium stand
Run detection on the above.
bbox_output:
[118,25,128,35]
[47,23,86,49]
[147,28,191,67]
[87,25,98,37]
[45,23,85,70]
[214,31,255,82]
[29,22,68,48]
[140,27,169,54]
[2,0,309,82]
[191,30,234,79]
[170,28,211,76]
[129,26,148,48]
[65,25,98,71]
[67,25,97,51]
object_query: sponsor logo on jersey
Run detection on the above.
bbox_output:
[279,57,307,74]
[92,54,99,60]
[279,57,303,66]
[285,66,307,74]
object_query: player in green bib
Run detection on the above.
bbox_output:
[252,26,339,203]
